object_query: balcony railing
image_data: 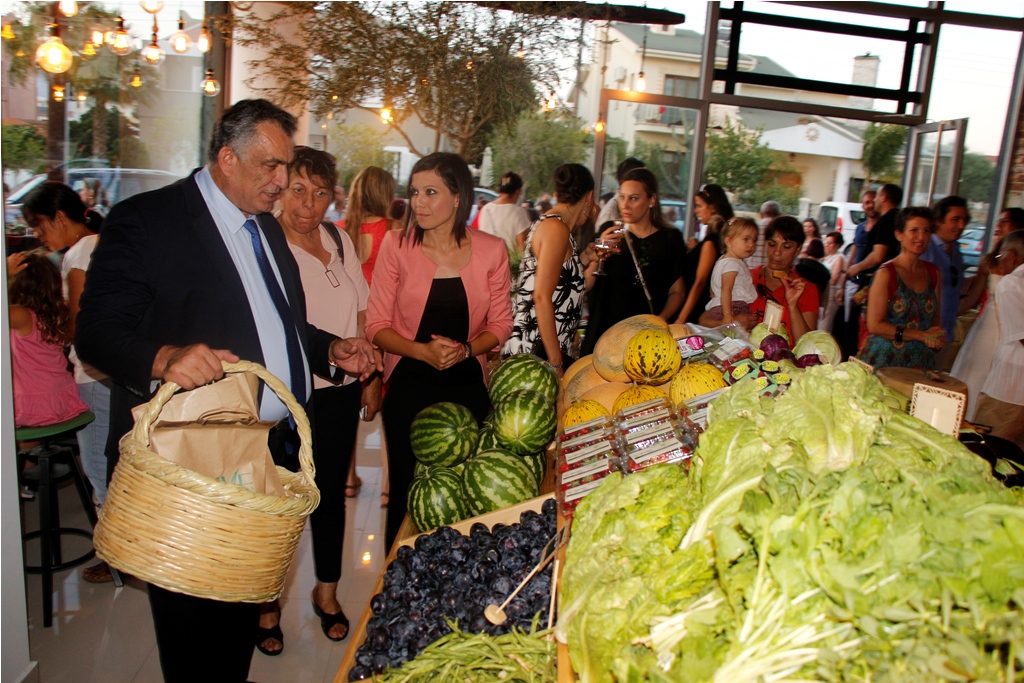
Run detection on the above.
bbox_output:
[634,104,696,128]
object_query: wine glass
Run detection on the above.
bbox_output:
[593,237,617,275]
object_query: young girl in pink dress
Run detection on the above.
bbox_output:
[8,252,88,427]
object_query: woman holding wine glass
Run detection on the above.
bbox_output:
[580,168,687,356]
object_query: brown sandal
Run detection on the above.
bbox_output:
[82,561,113,583]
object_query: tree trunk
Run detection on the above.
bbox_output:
[92,92,109,161]
[45,73,66,181]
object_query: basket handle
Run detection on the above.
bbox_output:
[130,360,315,489]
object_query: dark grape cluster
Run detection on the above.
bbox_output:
[349,498,558,681]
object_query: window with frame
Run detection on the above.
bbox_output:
[664,75,700,100]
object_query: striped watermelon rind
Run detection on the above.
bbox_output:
[409,402,479,467]
[413,461,466,479]
[408,468,468,532]
[522,449,546,487]
[461,449,540,516]
[490,355,558,406]
[493,389,557,456]
[477,423,500,453]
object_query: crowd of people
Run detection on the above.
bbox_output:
[6,98,1024,681]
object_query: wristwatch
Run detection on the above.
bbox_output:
[894,326,905,345]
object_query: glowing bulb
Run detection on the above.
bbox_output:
[77,91,87,101]
[544,93,557,111]
[326,111,333,120]
[142,34,164,66]
[380,107,393,124]
[368,534,375,541]
[104,30,115,45]
[595,119,605,133]
[91,27,104,45]
[331,94,338,101]
[58,1,78,17]
[466,59,473,70]
[36,26,74,74]
[636,72,646,92]
[140,0,164,14]
[196,23,210,53]
[170,18,191,54]
[110,17,133,56]
[361,551,372,565]
[516,46,524,59]
[130,72,142,88]
[52,85,65,102]
[1,24,15,41]
[201,68,220,97]
[82,41,97,58]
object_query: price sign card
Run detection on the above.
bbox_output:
[763,301,784,334]
[910,384,966,436]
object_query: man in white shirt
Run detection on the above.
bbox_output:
[975,229,1024,448]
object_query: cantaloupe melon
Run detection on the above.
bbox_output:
[593,315,670,383]
[579,382,631,414]
[560,363,608,413]
[561,355,594,390]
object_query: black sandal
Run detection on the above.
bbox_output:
[255,604,284,656]
[311,593,349,642]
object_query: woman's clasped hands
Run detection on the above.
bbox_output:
[422,334,469,371]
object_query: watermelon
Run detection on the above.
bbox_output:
[408,468,468,532]
[409,402,479,467]
[493,390,557,456]
[523,449,546,487]
[477,423,500,453]
[461,449,540,516]
[490,355,558,405]
[413,461,466,479]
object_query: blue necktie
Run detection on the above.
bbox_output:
[242,219,307,404]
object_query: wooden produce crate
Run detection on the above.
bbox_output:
[334,445,558,683]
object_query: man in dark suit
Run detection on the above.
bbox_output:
[76,99,380,682]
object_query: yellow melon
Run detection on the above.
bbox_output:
[561,355,594,390]
[593,315,670,383]
[612,384,668,415]
[562,399,610,428]
[580,382,631,414]
[669,362,729,404]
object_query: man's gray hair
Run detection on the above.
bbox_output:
[760,201,781,217]
[1002,229,1024,260]
[207,99,297,164]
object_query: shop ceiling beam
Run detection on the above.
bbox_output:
[718,6,932,42]
[780,1,1024,32]
[470,2,685,26]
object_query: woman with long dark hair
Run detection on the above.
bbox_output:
[581,168,686,355]
[676,183,733,325]
[365,153,513,548]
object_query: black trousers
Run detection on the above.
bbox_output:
[148,584,259,682]
[382,371,490,550]
[309,381,361,583]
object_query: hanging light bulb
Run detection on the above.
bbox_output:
[200,68,220,97]
[77,90,87,101]
[466,58,473,70]
[58,1,78,17]
[141,23,165,66]
[169,17,191,54]
[544,92,557,111]
[636,71,646,92]
[130,67,143,88]
[52,84,65,102]
[91,26,104,45]
[196,22,210,53]
[36,23,74,74]
[594,115,605,133]
[516,46,525,59]
[2,24,15,41]
[326,111,333,120]
[380,107,393,124]
[140,0,164,14]
[82,41,97,59]
[110,16,133,56]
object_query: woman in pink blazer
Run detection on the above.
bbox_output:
[365,153,513,547]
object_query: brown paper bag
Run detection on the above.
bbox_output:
[132,373,286,496]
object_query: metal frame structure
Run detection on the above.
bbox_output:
[902,118,968,207]
[589,1,1024,234]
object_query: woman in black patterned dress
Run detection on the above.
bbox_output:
[502,164,594,378]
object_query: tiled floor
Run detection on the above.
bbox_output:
[20,416,390,683]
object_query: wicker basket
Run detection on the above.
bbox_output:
[93,360,320,602]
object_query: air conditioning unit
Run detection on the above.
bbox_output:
[614,66,627,82]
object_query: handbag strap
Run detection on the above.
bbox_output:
[321,221,346,265]
[620,229,656,315]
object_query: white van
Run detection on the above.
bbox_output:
[817,202,866,246]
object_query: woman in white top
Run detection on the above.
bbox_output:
[22,181,111,582]
[820,230,845,335]
[478,172,531,254]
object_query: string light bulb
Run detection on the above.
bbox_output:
[200,68,220,97]
[52,84,65,102]
[594,115,605,133]
[516,43,524,59]
[82,41,97,59]
[110,16,133,56]
[169,17,192,54]
[91,27,104,45]
[130,68,142,88]
[35,24,74,74]
[1,24,14,41]
[466,58,473,70]
[57,1,78,17]
[141,23,165,66]
[380,107,393,124]
[636,71,646,92]
[140,0,164,14]
[196,22,210,53]
[77,90,87,101]
[544,92,557,111]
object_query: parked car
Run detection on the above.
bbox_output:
[958,225,987,269]
[4,167,180,228]
[661,199,688,232]
[817,202,867,246]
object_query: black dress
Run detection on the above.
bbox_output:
[381,277,491,548]
[581,227,686,356]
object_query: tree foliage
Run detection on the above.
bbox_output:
[2,124,47,172]
[491,113,589,199]
[69,105,148,168]
[702,118,799,210]
[861,123,906,186]
[633,139,688,199]
[958,151,995,206]
[232,2,576,160]
[327,123,392,189]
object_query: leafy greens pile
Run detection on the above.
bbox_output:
[557,363,1024,682]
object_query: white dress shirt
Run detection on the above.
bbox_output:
[980,263,1024,406]
[195,167,310,421]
